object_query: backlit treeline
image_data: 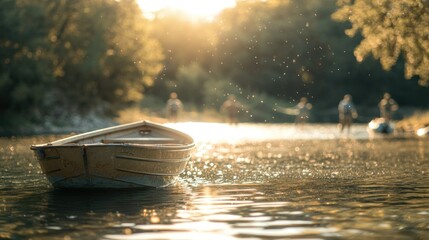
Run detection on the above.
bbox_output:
[0,0,163,127]
[1,0,428,129]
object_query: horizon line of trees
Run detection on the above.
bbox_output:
[1,0,428,131]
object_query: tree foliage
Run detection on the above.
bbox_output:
[0,0,163,127]
[332,0,429,86]
[214,0,333,98]
[146,12,216,95]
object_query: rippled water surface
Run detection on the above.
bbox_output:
[1,123,428,239]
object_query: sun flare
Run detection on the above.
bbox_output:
[137,0,236,20]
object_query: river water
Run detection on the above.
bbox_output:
[0,123,428,239]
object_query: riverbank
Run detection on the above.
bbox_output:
[1,105,428,137]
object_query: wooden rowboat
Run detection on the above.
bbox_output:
[30,121,195,189]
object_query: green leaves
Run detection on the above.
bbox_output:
[0,0,163,126]
[332,0,429,85]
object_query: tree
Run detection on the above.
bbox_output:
[146,12,216,96]
[46,0,164,113]
[214,0,333,99]
[332,0,429,86]
[0,0,164,129]
[0,0,56,124]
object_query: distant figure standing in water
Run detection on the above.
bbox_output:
[166,92,183,122]
[378,93,398,122]
[338,94,358,133]
[295,97,312,123]
[221,95,241,124]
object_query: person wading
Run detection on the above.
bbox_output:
[338,94,358,133]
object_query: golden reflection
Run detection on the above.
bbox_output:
[192,186,224,215]
[123,228,132,235]
[139,209,162,224]
[150,213,161,224]
[166,122,244,144]
[167,122,366,145]
[417,140,426,164]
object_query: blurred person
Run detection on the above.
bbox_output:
[295,97,312,123]
[378,93,398,122]
[166,92,183,122]
[338,94,358,133]
[221,95,241,124]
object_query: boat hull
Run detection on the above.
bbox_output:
[34,144,192,188]
[31,121,194,188]
[417,126,429,137]
[367,118,394,135]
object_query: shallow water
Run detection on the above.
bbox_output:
[1,123,428,239]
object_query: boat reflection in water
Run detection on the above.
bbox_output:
[44,186,191,215]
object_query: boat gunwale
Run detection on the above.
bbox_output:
[31,142,195,151]
[30,120,195,149]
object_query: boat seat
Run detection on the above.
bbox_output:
[102,137,178,144]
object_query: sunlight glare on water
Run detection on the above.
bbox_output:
[166,122,370,144]
[103,184,341,240]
